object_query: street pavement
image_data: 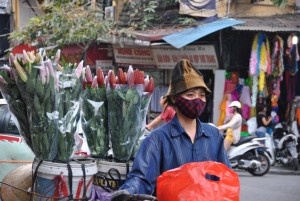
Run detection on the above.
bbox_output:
[267,164,300,175]
[235,163,300,175]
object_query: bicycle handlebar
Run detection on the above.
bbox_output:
[111,190,157,201]
[129,194,157,201]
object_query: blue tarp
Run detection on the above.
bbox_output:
[162,18,245,49]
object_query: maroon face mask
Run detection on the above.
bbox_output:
[174,96,206,119]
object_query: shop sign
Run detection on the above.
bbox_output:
[113,46,156,68]
[152,45,219,69]
[95,60,113,74]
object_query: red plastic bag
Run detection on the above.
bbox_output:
[157,161,240,201]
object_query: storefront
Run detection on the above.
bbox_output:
[215,14,300,132]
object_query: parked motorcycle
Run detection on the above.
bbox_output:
[227,136,270,176]
[265,123,299,171]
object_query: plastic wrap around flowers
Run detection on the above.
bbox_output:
[0,50,83,161]
[81,66,108,158]
[106,66,154,162]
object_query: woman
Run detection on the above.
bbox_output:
[146,96,176,130]
[111,59,230,200]
[256,104,272,143]
[217,101,243,150]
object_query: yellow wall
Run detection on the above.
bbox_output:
[217,0,296,17]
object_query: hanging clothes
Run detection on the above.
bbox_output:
[271,35,284,78]
[285,71,297,102]
[285,34,299,76]
[249,33,271,103]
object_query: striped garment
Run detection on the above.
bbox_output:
[120,115,230,195]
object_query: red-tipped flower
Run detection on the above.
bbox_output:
[108,70,116,90]
[96,67,105,87]
[139,71,145,84]
[91,76,98,88]
[75,60,83,79]
[54,49,61,64]
[127,65,134,87]
[146,77,154,93]
[118,68,126,84]
[85,65,93,87]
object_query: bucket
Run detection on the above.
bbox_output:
[32,159,98,201]
[93,159,132,191]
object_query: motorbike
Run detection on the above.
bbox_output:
[111,190,157,201]
[265,123,299,171]
[227,135,270,176]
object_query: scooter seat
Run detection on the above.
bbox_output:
[232,136,256,146]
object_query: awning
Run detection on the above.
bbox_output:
[232,14,300,32]
[162,18,245,49]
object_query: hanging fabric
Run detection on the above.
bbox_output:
[251,76,258,107]
[249,33,271,102]
[285,34,299,76]
[217,95,228,126]
[285,71,297,102]
[271,35,284,78]
[249,34,259,76]
[258,71,265,94]
[249,33,271,76]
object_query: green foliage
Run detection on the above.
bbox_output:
[9,1,128,48]
[271,0,288,7]
[178,17,197,26]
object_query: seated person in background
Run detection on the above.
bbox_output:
[218,101,243,151]
[256,104,272,144]
[146,96,175,130]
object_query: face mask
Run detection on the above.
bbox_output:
[228,107,235,114]
[174,96,206,119]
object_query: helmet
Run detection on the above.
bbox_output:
[228,101,241,109]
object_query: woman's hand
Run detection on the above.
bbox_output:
[262,116,272,126]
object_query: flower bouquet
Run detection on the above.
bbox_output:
[0,50,83,161]
[106,66,154,162]
[81,66,108,158]
[131,75,154,157]
[55,61,83,161]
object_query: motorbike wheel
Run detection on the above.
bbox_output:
[293,158,299,171]
[247,152,270,176]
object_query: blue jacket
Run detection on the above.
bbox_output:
[120,115,230,195]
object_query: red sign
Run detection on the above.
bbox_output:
[62,44,110,66]
[113,45,156,68]
[11,44,36,55]
[0,134,22,143]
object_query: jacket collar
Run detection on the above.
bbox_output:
[170,115,210,138]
